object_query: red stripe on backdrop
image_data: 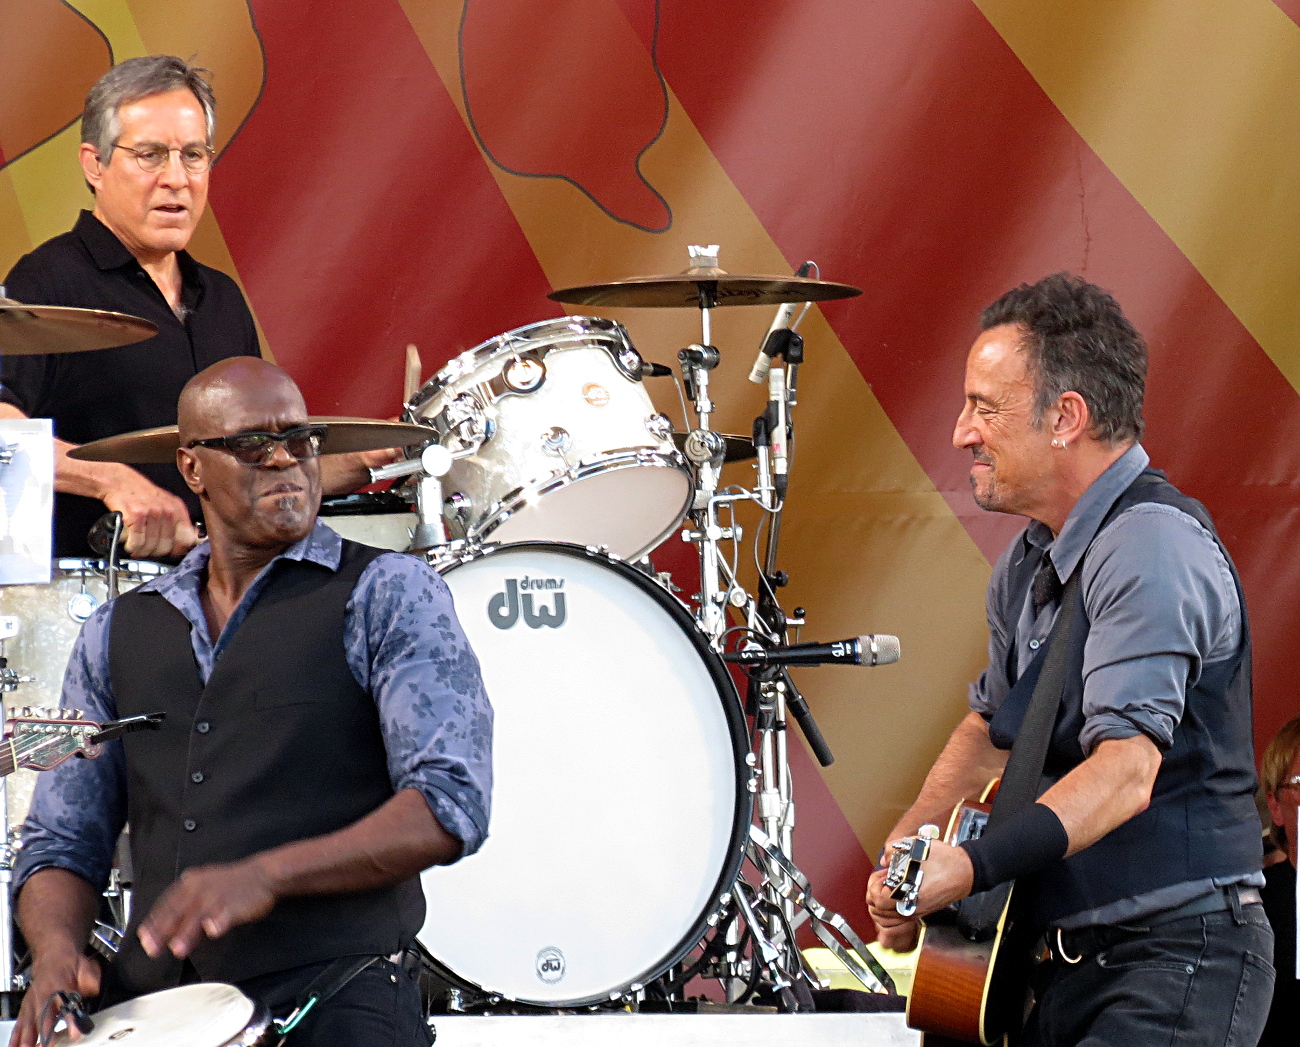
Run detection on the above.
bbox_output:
[619,0,1300,753]
[208,0,560,418]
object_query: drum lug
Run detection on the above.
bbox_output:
[541,426,572,456]
[67,591,100,623]
[644,412,673,442]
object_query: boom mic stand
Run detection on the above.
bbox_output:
[666,247,893,1008]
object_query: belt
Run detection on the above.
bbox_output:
[1049,884,1263,964]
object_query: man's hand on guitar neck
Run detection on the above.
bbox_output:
[866,840,975,951]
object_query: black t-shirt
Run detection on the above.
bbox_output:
[1,210,261,557]
[1261,860,1297,1047]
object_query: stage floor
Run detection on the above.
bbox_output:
[431,1012,921,1047]
[0,1009,923,1045]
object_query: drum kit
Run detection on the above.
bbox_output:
[0,246,899,1040]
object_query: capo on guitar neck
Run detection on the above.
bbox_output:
[882,824,940,917]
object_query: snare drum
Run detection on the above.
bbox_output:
[419,543,751,1006]
[407,317,693,561]
[0,558,166,828]
[59,983,272,1046]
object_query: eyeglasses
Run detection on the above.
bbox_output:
[112,142,214,175]
[186,425,328,466]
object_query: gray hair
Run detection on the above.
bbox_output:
[81,56,216,164]
[979,272,1147,445]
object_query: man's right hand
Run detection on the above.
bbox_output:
[10,948,101,1047]
[99,467,200,560]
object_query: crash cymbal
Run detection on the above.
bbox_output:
[68,417,438,464]
[671,431,757,463]
[548,265,862,309]
[0,298,158,355]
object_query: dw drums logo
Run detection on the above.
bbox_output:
[489,577,567,629]
[536,946,566,983]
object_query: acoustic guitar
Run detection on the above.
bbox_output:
[888,780,1038,1046]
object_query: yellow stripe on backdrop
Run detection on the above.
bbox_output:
[399,0,993,854]
[974,0,1300,397]
[2,0,271,357]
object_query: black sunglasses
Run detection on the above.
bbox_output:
[185,424,328,466]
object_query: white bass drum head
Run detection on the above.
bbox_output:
[420,543,749,1006]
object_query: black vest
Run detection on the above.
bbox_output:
[988,469,1262,927]
[107,540,426,991]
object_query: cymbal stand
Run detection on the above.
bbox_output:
[667,262,888,1009]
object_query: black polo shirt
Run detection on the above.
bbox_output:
[1,210,260,557]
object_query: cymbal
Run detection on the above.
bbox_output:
[68,417,438,464]
[548,265,862,309]
[671,431,756,463]
[0,298,158,355]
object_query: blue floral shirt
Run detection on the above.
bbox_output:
[13,521,492,894]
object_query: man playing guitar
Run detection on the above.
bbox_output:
[868,274,1272,1046]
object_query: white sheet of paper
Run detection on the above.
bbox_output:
[0,419,52,585]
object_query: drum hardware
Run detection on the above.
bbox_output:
[0,618,34,692]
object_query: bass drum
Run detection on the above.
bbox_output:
[420,543,751,1007]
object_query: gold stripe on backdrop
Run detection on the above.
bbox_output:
[975,0,1300,395]
[399,0,993,854]
[0,169,33,277]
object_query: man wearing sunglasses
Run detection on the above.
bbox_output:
[0,56,380,562]
[8,357,492,1047]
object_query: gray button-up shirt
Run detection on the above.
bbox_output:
[14,521,493,897]
[969,444,1260,927]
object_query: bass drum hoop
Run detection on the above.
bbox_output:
[430,542,754,1007]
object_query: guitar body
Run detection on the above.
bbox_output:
[906,782,1036,1046]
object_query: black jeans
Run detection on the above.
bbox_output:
[238,955,432,1047]
[1022,904,1276,1047]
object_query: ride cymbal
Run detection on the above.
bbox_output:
[548,265,861,309]
[0,298,158,355]
[68,417,438,464]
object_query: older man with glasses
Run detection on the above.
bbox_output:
[0,55,379,562]
[9,357,492,1047]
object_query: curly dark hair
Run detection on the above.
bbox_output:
[980,272,1146,445]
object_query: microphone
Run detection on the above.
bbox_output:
[724,634,901,668]
[640,361,673,378]
[768,367,789,499]
[748,261,813,384]
[87,512,124,558]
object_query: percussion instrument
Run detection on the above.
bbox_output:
[53,983,272,1046]
[0,298,158,356]
[406,317,693,561]
[0,559,166,829]
[419,543,751,1006]
[547,265,862,309]
[67,418,438,464]
[318,493,416,552]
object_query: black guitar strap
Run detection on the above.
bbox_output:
[955,568,1081,941]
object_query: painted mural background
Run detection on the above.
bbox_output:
[3,0,1299,940]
